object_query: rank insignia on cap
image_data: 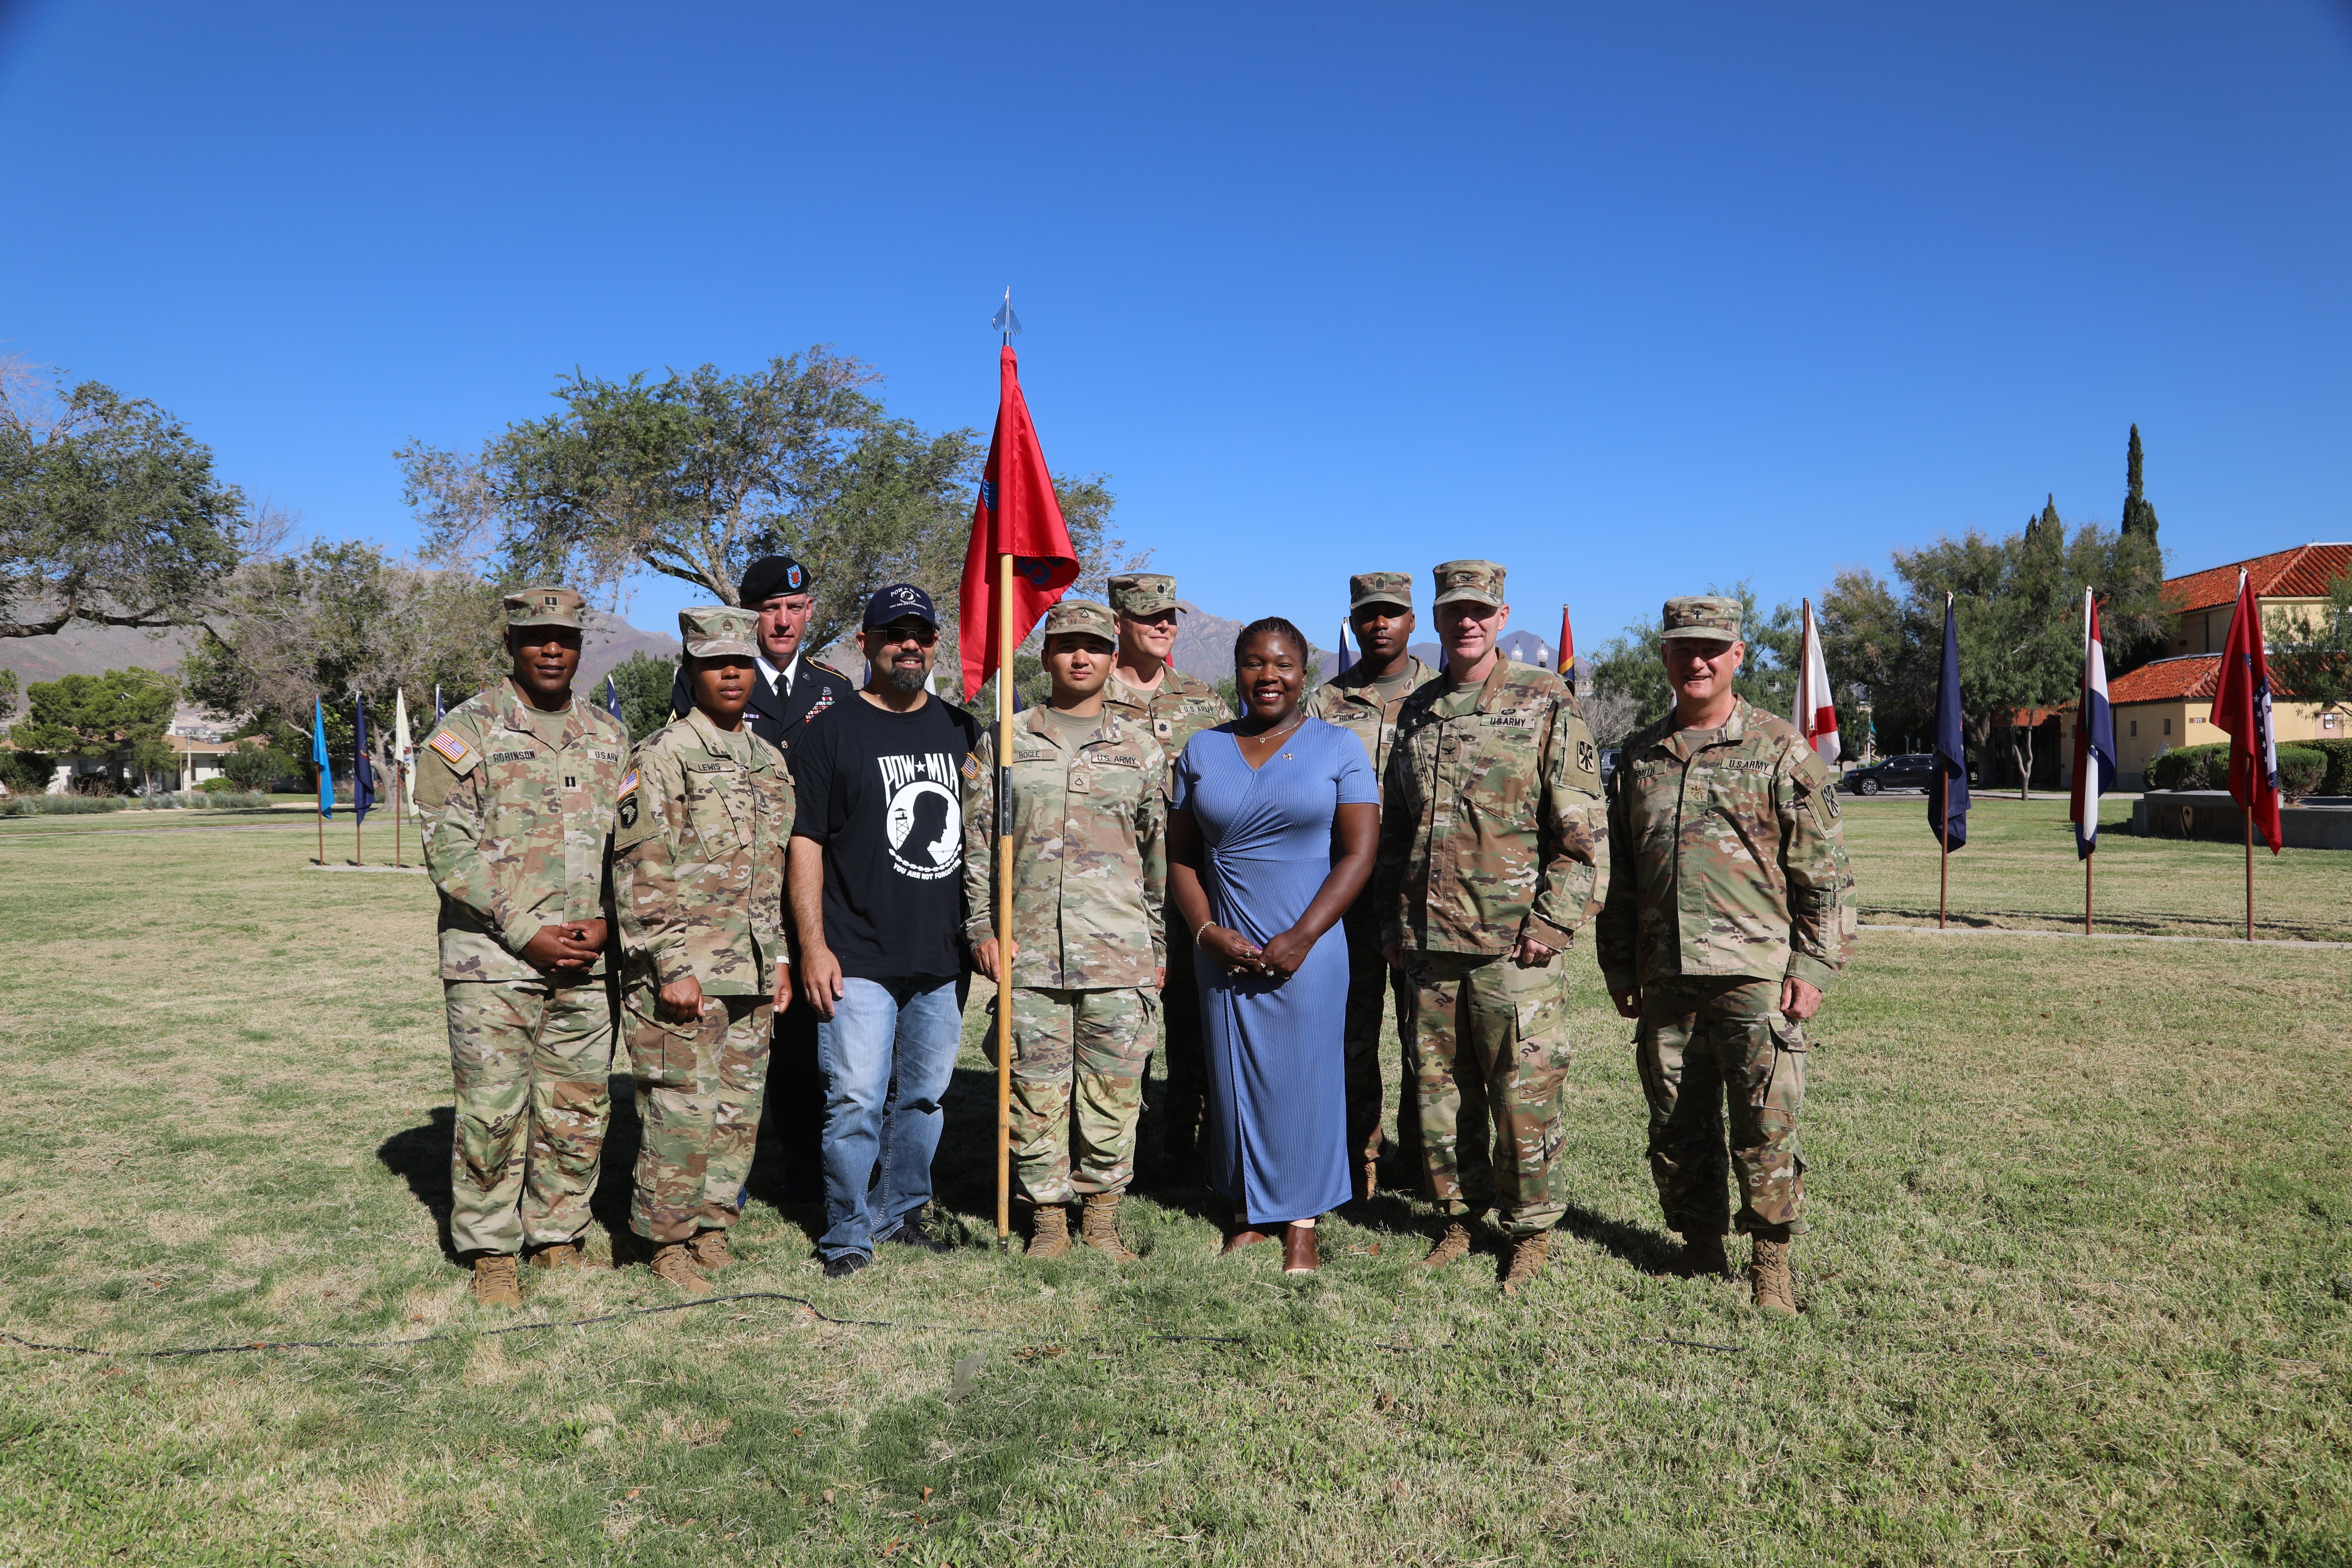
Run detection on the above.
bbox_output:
[428,731,476,768]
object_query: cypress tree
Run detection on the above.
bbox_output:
[2121,424,2160,542]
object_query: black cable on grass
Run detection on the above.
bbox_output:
[0,1290,1254,1360]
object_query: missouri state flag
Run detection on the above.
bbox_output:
[2068,590,2117,858]
[958,345,1078,700]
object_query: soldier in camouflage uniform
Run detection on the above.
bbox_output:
[1596,595,1854,1315]
[416,586,630,1307]
[1102,572,1233,1175]
[1303,571,1437,1199]
[1374,560,1609,1294]
[962,600,1168,1259]
[612,607,798,1296]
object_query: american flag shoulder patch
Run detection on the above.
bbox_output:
[960,755,981,784]
[427,730,478,770]
[620,768,639,795]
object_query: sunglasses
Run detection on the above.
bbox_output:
[871,625,938,648]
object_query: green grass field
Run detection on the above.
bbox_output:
[1,802,2348,1565]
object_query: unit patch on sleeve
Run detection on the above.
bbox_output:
[612,770,659,853]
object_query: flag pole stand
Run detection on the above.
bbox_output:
[995,551,1016,1249]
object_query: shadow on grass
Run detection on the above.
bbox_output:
[374,1105,458,1262]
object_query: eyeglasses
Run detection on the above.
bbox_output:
[870,625,938,648]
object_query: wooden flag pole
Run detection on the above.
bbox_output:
[995,551,1016,1246]
[2085,855,2093,937]
[1938,814,1949,929]
[316,798,323,867]
[2244,813,2254,940]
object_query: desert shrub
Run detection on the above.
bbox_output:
[2300,735,2352,796]
[221,746,294,792]
[197,776,236,794]
[2146,743,2227,791]
[0,794,128,816]
[2276,745,2324,802]
[0,750,55,794]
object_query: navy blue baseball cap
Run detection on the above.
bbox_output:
[862,582,939,629]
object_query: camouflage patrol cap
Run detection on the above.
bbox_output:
[1660,594,1744,643]
[1041,598,1117,646]
[1349,572,1413,611]
[678,605,759,659]
[504,586,587,629]
[1108,574,1184,618]
[1431,560,1506,609]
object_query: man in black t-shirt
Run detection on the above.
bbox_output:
[789,583,981,1278]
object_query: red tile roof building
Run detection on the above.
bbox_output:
[2056,546,2350,786]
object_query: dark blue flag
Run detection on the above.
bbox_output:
[353,695,377,824]
[603,673,624,730]
[1930,596,1969,850]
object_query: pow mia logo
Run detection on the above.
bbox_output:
[887,586,924,608]
[1576,739,1597,776]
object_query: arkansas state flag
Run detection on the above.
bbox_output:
[1791,598,1840,766]
[2068,590,2117,859]
[959,346,1078,700]
[2209,570,2283,853]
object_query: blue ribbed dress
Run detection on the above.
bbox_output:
[1169,718,1377,1225]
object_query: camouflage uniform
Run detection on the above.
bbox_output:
[1597,596,1855,1240]
[416,587,629,1258]
[1303,570,1436,1191]
[1374,561,1608,1239]
[964,602,1168,1205]
[613,609,797,1245]
[1103,573,1233,1162]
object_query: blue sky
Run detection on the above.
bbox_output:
[4,3,2349,653]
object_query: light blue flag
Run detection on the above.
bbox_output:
[313,699,333,819]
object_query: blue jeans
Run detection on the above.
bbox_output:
[816,974,962,1260]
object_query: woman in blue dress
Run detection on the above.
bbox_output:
[1167,617,1379,1273]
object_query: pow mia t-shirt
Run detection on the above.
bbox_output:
[790,691,983,980]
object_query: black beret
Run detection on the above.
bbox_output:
[738,554,813,606]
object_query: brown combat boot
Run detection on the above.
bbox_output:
[686,1229,732,1274]
[528,1241,584,1272]
[1681,1231,1732,1280]
[1419,1220,1474,1270]
[1025,1204,1071,1259]
[1500,1231,1549,1296]
[1750,1233,1796,1316]
[1080,1193,1138,1262]
[649,1241,712,1297]
[471,1253,522,1308]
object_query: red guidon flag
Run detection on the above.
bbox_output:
[2209,569,2283,853]
[958,346,1078,700]
[1791,598,1840,765]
